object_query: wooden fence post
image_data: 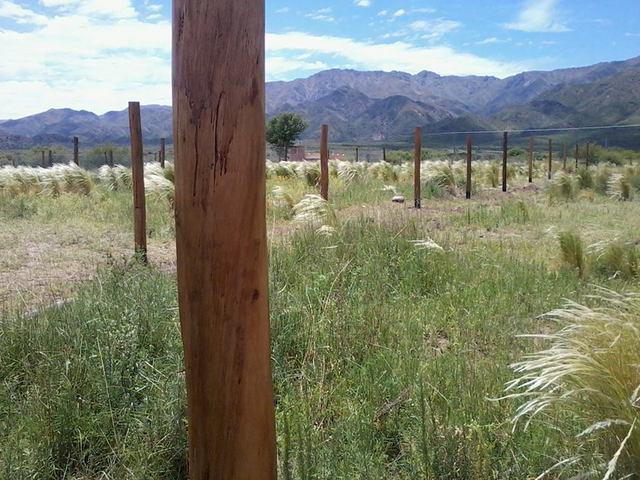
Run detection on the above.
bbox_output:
[320,124,329,200]
[383,147,387,162]
[466,135,473,199]
[48,150,53,167]
[562,143,567,171]
[548,139,553,180]
[173,0,277,477]
[502,131,508,192]
[109,150,114,167]
[128,101,147,263]
[41,150,46,167]
[528,137,534,183]
[73,137,79,165]
[355,146,359,163]
[414,127,422,209]
[575,144,579,169]
[160,137,166,168]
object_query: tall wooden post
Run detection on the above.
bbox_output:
[562,143,567,171]
[48,150,53,167]
[548,139,553,179]
[465,135,473,200]
[414,127,422,209]
[41,150,46,167]
[575,144,579,169]
[502,131,508,192]
[73,137,79,165]
[355,146,359,163]
[320,124,329,200]
[528,137,534,183]
[160,137,166,168]
[383,147,387,162]
[173,0,277,478]
[128,101,147,263]
[109,150,114,167]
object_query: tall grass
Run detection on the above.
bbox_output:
[505,289,640,479]
[558,230,587,278]
[1,216,592,479]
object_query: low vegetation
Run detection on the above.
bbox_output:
[1,151,640,479]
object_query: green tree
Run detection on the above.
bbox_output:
[266,113,307,161]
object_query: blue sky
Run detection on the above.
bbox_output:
[0,0,638,117]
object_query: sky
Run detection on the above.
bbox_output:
[0,0,638,118]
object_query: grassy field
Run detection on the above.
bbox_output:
[1,158,640,478]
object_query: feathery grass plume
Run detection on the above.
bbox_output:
[270,185,295,219]
[97,164,132,190]
[626,166,640,192]
[368,161,398,182]
[393,163,413,181]
[265,160,275,179]
[484,161,501,188]
[60,163,94,195]
[145,171,175,207]
[595,165,613,195]
[336,161,367,184]
[1,166,42,195]
[410,238,445,252]
[423,161,462,195]
[548,171,577,201]
[292,194,336,226]
[590,240,639,280]
[607,173,632,201]
[558,230,587,278]
[272,161,298,179]
[329,160,339,178]
[296,162,321,187]
[162,161,175,183]
[503,289,640,478]
[576,166,594,190]
[0,166,20,195]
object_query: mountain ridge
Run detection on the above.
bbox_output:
[1,55,640,148]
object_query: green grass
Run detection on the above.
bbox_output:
[2,212,624,479]
[3,161,640,478]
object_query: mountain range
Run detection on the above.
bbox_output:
[1,55,639,149]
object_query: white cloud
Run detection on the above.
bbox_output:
[0,1,170,118]
[266,32,529,79]
[354,0,371,7]
[393,9,406,17]
[305,7,334,22]
[505,0,570,33]
[40,0,137,18]
[476,37,503,45]
[0,0,48,25]
[409,19,462,40]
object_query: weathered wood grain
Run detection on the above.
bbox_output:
[172,0,277,478]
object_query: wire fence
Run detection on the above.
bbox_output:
[1,123,639,169]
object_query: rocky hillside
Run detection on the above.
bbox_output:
[1,56,639,148]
